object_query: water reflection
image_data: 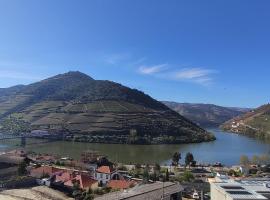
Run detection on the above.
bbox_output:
[1,129,269,166]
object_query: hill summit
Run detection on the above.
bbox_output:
[0,71,215,144]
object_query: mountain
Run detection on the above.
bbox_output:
[0,71,215,144]
[221,104,270,139]
[162,101,250,127]
[0,85,26,97]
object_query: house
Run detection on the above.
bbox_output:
[107,180,135,190]
[54,171,98,190]
[30,166,63,178]
[55,171,74,183]
[65,174,98,190]
[95,166,118,186]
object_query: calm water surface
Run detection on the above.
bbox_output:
[0,129,269,166]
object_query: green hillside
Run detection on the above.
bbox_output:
[0,71,215,144]
[221,104,270,139]
[163,101,249,127]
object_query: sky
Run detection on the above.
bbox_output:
[0,0,269,108]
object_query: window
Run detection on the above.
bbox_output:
[106,175,108,179]
[101,174,103,179]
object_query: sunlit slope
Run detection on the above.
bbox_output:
[222,104,270,139]
[0,71,215,143]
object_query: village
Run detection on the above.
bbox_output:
[0,148,270,200]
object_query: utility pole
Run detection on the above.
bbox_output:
[162,180,165,199]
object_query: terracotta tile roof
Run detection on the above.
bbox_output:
[108,180,135,190]
[30,166,62,178]
[77,174,97,189]
[55,171,74,183]
[63,173,97,189]
[96,166,115,174]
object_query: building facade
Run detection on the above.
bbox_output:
[95,166,118,186]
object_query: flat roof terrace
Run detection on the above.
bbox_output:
[212,178,270,200]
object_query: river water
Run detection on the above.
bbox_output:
[0,128,269,166]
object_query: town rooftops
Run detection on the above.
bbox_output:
[30,166,63,178]
[96,166,115,174]
[55,171,73,183]
[77,174,97,189]
[63,173,97,189]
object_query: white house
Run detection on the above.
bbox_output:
[95,166,118,186]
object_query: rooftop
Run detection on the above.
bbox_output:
[96,166,115,174]
[64,174,97,189]
[212,178,270,200]
[30,166,63,178]
[107,180,135,190]
[95,182,183,200]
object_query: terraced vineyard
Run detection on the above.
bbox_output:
[222,104,270,139]
[0,72,215,144]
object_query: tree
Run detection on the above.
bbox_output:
[82,189,94,200]
[165,169,169,181]
[55,160,61,166]
[18,160,27,176]
[240,155,250,166]
[150,172,157,182]
[83,193,94,200]
[143,165,150,183]
[172,152,181,166]
[251,155,260,165]
[154,163,161,173]
[72,181,82,199]
[97,156,112,167]
[181,170,194,182]
[135,163,141,170]
[185,152,194,167]
[153,163,160,181]
[260,154,270,165]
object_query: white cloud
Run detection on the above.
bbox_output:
[138,64,168,75]
[137,63,216,86]
[172,68,216,85]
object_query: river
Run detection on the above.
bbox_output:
[0,128,269,166]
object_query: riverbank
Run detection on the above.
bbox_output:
[0,128,270,166]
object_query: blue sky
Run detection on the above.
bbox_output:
[0,0,269,108]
